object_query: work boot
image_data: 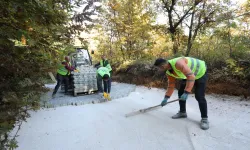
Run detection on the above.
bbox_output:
[200,118,209,130]
[172,111,187,119]
[107,94,111,101]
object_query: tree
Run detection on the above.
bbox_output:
[96,0,156,61]
[160,0,202,54]
[185,0,221,56]
[71,0,102,46]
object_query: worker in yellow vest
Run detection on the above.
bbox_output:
[52,56,74,98]
[154,57,209,130]
[95,54,112,74]
[97,67,111,100]
[95,54,112,95]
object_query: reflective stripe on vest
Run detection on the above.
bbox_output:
[97,67,110,77]
[166,57,206,79]
[189,58,201,76]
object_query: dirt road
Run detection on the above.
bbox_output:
[12,83,250,150]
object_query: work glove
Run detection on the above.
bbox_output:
[161,96,170,106]
[180,91,189,101]
[74,69,79,73]
[103,92,108,99]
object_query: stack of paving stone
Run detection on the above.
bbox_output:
[72,65,98,96]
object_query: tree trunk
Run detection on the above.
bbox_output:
[109,29,112,57]
[116,30,126,61]
[228,28,232,57]
[227,16,232,57]
[120,46,126,61]
[170,31,178,54]
[186,10,195,56]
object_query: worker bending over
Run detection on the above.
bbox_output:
[154,57,209,130]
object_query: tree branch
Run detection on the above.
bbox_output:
[235,11,250,18]
[173,0,202,29]
[173,9,191,28]
[192,2,205,41]
[162,0,170,11]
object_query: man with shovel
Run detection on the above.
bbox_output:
[154,57,209,130]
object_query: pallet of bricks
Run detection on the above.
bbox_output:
[72,65,98,96]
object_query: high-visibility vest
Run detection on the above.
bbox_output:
[100,60,112,72]
[166,57,206,79]
[57,62,71,75]
[57,63,68,76]
[97,67,110,77]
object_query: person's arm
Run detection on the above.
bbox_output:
[165,75,176,97]
[175,59,195,93]
[160,75,176,106]
[65,63,74,71]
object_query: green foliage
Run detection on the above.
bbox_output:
[0,0,100,149]
[96,0,250,90]
[6,138,18,150]
[225,58,245,78]
[95,0,157,62]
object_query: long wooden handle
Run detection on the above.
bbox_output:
[140,99,180,113]
[166,99,180,104]
[125,99,179,117]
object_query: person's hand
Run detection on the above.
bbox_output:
[74,69,79,72]
[161,96,169,106]
[180,91,189,101]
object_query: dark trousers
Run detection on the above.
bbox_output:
[178,72,208,118]
[104,78,111,93]
[97,76,111,93]
[68,74,73,89]
[97,75,103,93]
[53,73,69,94]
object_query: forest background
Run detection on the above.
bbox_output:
[1,0,250,149]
